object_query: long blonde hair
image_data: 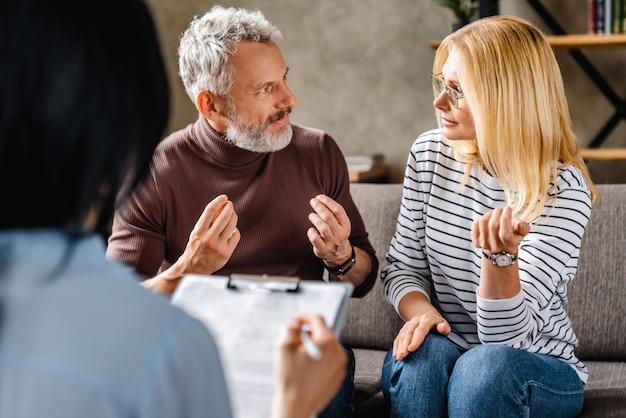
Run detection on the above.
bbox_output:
[434,15,599,221]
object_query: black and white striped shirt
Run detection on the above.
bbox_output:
[382,129,592,383]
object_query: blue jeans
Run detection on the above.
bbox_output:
[381,334,584,418]
[318,339,355,418]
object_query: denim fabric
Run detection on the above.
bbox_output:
[381,334,584,418]
[318,340,356,418]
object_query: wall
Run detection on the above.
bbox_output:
[145,0,626,183]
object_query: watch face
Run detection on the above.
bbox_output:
[495,253,513,267]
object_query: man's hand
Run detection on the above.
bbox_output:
[307,194,352,266]
[141,194,240,294]
[271,314,347,418]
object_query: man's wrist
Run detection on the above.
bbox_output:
[322,245,356,276]
[142,273,182,295]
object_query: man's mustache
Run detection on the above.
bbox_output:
[268,108,292,123]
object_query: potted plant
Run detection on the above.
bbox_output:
[434,0,479,31]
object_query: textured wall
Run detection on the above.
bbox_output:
[145,0,626,183]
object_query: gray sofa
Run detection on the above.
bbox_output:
[343,183,626,418]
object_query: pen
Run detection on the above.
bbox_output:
[299,327,322,360]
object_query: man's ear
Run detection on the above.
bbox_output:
[196,90,229,133]
[197,90,223,120]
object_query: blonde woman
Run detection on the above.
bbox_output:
[381,15,598,418]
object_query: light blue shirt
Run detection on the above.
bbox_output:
[0,230,233,418]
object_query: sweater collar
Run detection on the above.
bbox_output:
[192,116,268,168]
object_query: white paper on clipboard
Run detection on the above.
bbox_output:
[170,274,353,418]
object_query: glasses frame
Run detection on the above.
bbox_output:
[431,73,464,108]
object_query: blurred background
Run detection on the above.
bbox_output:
[145,0,626,183]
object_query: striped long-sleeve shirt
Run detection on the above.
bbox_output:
[382,129,592,383]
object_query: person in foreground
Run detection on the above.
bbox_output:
[0,1,346,417]
[381,15,600,418]
[106,6,378,416]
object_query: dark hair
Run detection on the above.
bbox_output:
[0,0,169,237]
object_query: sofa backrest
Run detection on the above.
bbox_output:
[344,182,626,361]
[342,184,404,350]
[567,184,626,361]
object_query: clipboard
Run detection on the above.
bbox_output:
[171,274,354,418]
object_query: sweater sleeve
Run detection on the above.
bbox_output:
[106,169,167,279]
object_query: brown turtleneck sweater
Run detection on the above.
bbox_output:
[106,117,377,297]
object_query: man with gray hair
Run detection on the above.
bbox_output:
[107,5,378,417]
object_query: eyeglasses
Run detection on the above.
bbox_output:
[431,73,464,108]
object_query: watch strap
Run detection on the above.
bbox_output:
[323,245,356,276]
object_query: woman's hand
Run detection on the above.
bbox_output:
[393,313,450,361]
[471,206,529,255]
[471,206,531,299]
[394,292,451,361]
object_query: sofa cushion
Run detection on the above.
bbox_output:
[582,361,626,417]
[352,348,387,404]
[342,184,404,351]
[567,184,626,361]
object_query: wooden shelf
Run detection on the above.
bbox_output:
[581,148,626,160]
[545,34,626,49]
[429,34,626,50]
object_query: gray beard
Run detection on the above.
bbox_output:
[226,124,292,153]
[225,114,293,153]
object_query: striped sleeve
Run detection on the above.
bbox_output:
[477,168,592,349]
[382,130,450,313]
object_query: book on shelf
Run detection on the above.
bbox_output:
[615,0,623,34]
[605,0,613,34]
[345,153,385,172]
[588,0,598,33]
[589,0,626,34]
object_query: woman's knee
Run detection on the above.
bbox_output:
[455,344,517,374]
[449,346,584,417]
[382,334,460,392]
[385,334,459,371]
[451,345,519,389]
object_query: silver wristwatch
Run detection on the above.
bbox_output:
[482,250,518,267]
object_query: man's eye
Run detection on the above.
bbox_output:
[260,85,273,94]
